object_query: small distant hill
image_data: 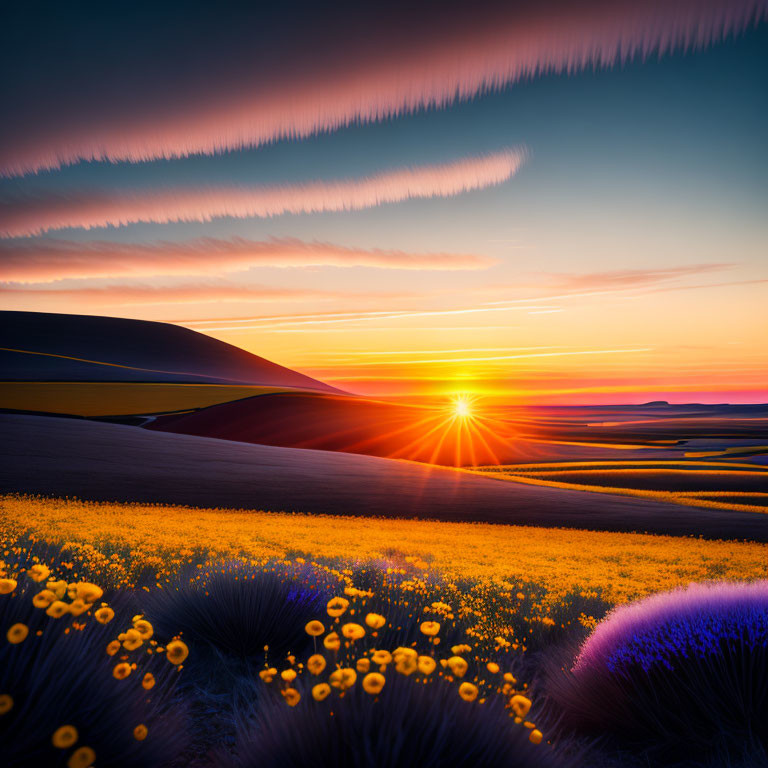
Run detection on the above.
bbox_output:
[0,311,339,391]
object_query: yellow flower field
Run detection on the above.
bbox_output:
[0,381,293,417]
[2,495,765,604]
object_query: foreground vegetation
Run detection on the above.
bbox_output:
[1,495,766,767]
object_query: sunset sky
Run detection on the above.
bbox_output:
[1,1,766,403]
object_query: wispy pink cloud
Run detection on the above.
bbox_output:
[0,235,494,282]
[0,150,524,237]
[2,1,763,176]
[0,281,402,307]
[546,264,735,290]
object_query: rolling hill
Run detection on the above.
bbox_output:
[3,413,767,540]
[0,311,339,390]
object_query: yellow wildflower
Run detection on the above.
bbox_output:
[459,682,479,702]
[52,725,79,749]
[166,639,189,665]
[94,606,115,624]
[133,619,153,640]
[113,663,132,680]
[364,613,386,629]
[447,656,468,678]
[46,601,70,619]
[356,657,371,673]
[451,644,472,655]
[362,672,386,695]
[307,654,326,675]
[417,656,436,675]
[312,682,331,701]
[304,620,325,637]
[27,564,51,583]
[341,622,365,641]
[529,730,543,745]
[371,650,393,666]
[119,628,144,651]
[510,695,532,717]
[46,580,68,598]
[0,694,12,715]
[326,597,349,618]
[32,589,57,609]
[67,746,96,768]
[7,623,28,644]
[133,724,148,741]
[329,667,357,691]
[0,578,17,594]
[323,632,341,651]
[281,669,297,683]
[281,688,301,706]
[73,583,103,603]
[393,647,418,676]
[142,673,156,690]
[259,667,277,683]
[420,621,440,637]
[68,599,90,617]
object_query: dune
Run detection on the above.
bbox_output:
[0,311,339,390]
[2,414,766,541]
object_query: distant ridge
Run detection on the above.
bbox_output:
[0,311,340,391]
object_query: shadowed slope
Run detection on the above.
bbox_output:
[0,311,339,390]
[147,392,511,465]
[146,393,768,468]
[2,415,766,540]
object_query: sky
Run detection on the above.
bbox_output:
[1,0,767,403]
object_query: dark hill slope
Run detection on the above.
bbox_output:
[0,311,338,390]
[3,414,767,540]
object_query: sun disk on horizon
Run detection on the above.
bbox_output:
[454,397,472,418]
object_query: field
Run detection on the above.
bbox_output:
[2,493,766,768]
[2,405,768,767]
[4,495,766,604]
[475,460,768,513]
[0,381,293,417]
[5,414,768,541]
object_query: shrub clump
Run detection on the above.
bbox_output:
[143,565,331,660]
[0,567,186,768]
[549,580,768,760]
[226,674,577,768]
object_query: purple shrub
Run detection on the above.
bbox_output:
[548,581,768,761]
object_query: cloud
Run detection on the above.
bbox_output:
[0,279,413,311]
[0,149,524,236]
[547,264,735,290]
[0,235,495,282]
[477,264,739,303]
[1,1,763,175]
[0,281,405,307]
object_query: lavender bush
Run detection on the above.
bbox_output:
[548,581,768,761]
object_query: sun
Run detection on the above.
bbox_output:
[453,396,472,419]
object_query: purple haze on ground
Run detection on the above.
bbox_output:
[574,581,768,675]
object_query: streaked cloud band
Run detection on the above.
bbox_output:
[0,149,524,237]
